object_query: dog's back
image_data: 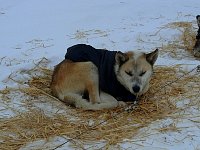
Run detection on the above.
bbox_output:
[65,44,107,67]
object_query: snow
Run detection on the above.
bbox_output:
[1,0,200,149]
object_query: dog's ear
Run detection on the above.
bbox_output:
[115,51,129,66]
[146,49,159,66]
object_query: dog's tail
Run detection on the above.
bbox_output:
[62,95,118,110]
[63,95,97,110]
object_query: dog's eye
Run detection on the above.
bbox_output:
[139,71,146,76]
[125,71,133,76]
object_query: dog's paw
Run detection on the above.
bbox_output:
[118,101,127,107]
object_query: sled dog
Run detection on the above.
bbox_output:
[50,44,158,110]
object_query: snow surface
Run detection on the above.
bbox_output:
[0,0,200,149]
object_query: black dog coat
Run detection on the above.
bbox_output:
[65,44,136,101]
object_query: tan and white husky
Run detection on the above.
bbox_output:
[51,44,158,110]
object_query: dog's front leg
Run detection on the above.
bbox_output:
[87,80,101,104]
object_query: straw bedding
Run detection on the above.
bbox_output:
[0,21,200,149]
[1,63,199,150]
[159,21,197,58]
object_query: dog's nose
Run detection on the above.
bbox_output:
[132,85,140,93]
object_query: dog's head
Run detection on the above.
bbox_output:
[115,49,158,96]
